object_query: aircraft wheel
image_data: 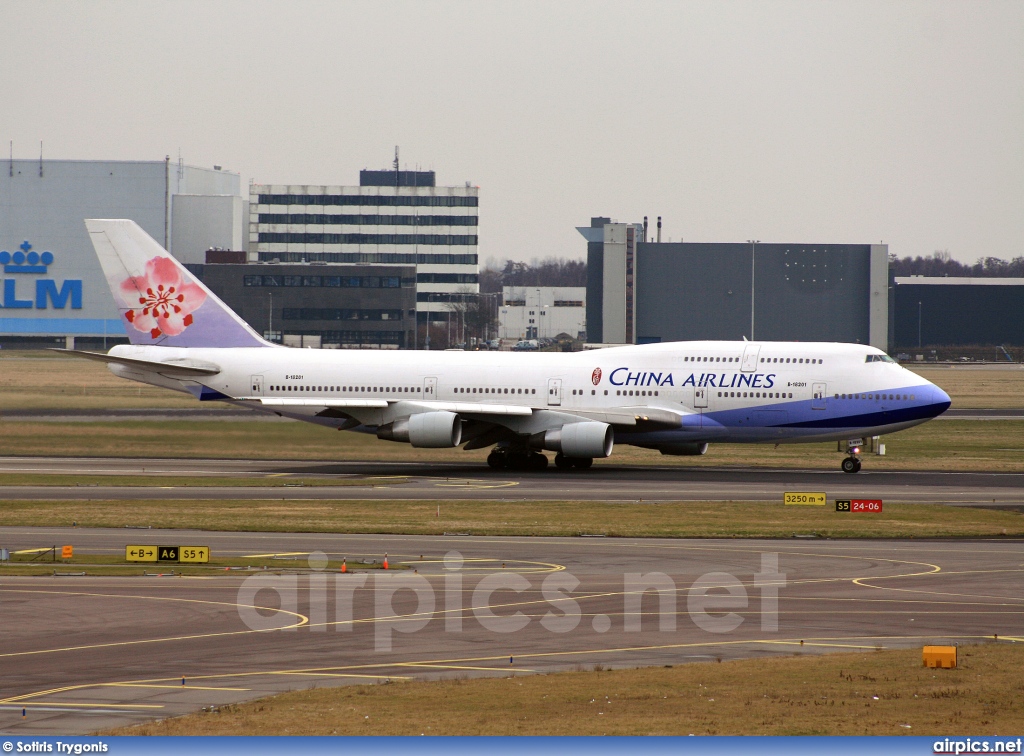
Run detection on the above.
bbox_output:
[530,452,549,470]
[506,451,530,471]
[575,457,594,469]
[487,450,507,469]
[554,453,573,470]
[841,456,860,474]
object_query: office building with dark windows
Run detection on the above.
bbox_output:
[249,169,479,323]
[194,260,417,349]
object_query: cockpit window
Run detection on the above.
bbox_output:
[865,354,896,363]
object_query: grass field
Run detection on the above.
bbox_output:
[0,551,388,577]
[2,417,1024,472]
[103,642,1024,736]
[1,499,1020,538]
[0,474,394,487]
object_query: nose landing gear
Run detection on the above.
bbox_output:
[840,439,863,473]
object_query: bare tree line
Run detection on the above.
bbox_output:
[890,250,1024,278]
[480,258,587,293]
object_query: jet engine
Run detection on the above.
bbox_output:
[377,411,463,448]
[530,421,613,458]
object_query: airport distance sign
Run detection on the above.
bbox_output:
[783,492,827,506]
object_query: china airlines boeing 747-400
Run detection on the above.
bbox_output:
[68,220,950,473]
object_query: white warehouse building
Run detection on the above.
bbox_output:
[0,157,244,348]
[499,286,586,341]
[249,169,479,324]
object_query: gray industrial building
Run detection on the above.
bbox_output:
[893,277,1024,348]
[0,157,244,348]
[194,259,417,349]
[580,217,889,350]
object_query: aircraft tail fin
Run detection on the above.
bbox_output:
[85,219,270,348]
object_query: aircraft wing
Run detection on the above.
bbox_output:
[256,397,532,416]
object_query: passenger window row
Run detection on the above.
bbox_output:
[717,392,793,399]
[269,385,421,394]
[836,393,915,401]
[454,387,536,395]
[683,356,823,365]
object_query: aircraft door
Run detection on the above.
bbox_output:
[547,378,562,406]
[812,382,827,410]
[424,377,438,398]
[694,387,708,409]
[250,375,264,396]
[741,345,761,372]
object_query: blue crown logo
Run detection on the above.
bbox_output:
[0,241,54,273]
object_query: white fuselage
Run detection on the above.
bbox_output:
[107,339,950,447]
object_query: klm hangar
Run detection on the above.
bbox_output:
[0,157,244,349]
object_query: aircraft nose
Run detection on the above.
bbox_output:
[929,383,951,415]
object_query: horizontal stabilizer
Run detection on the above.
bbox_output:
[51,349,221,377]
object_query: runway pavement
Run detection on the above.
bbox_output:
[1,456,1024,507]
[0,526,1022,735]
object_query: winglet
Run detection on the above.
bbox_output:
[85,219,270,348]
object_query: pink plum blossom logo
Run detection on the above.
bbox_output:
[120,256,207,339]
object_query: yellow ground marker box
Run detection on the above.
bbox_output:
[178,546,210,564]
[923,645,957,668]
[125,545,158,562]
[784,492,827,506]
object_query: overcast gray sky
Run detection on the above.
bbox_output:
[2,0,1021,265]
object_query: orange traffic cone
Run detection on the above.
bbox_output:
[341,558,347,574]
[383,553,389,570]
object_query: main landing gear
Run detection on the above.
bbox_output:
[486,448,594,471]
[554,452,593,470]
[487,448,549,471]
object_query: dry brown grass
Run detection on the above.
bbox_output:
[103,643,1024,735]
[917,367,1024,409]
[2,418,1024,472]
[1,498,1020,539]
[0,354,202,410]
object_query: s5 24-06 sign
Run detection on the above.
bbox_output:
[784,492,827,506]
[835,499,883,513]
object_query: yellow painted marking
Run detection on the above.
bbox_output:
[105,683,251,691]
[0,588,308,660]
[765,641,882,649]
[241,552,309,558]
[18,702,163,709]
[268,672,412,680]
[12,547,51,554]
[433,478,520,489]
[397,663,537,673]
